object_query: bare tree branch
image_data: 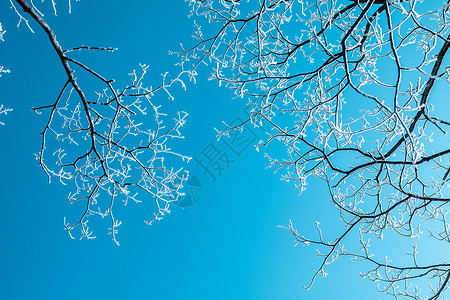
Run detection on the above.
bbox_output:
[182,0,450,298]
[9,0,193,244]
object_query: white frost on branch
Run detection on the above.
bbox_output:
[0,22,6,41]
[0,22,10,76]
[0,105,12,126]
[7,0,196,245]
[181,0,450,298]
[0,22,11,126]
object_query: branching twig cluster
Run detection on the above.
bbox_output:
[181,0,450,298]
[9,0,195,244]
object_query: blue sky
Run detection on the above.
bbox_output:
[0,1,402,299]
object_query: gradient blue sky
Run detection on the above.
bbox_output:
[0,1,388,299]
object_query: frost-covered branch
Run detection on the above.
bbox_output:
[181,0,450,298]
[0,22,11,125]
[10,0,194,244]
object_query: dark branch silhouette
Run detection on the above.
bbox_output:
[181,0,450,298]
[9,0,193,244]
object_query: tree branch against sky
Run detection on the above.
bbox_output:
[3,0,450,299]
[0,22,11,125]
[6,0,195,245]
[179,0,450,298]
